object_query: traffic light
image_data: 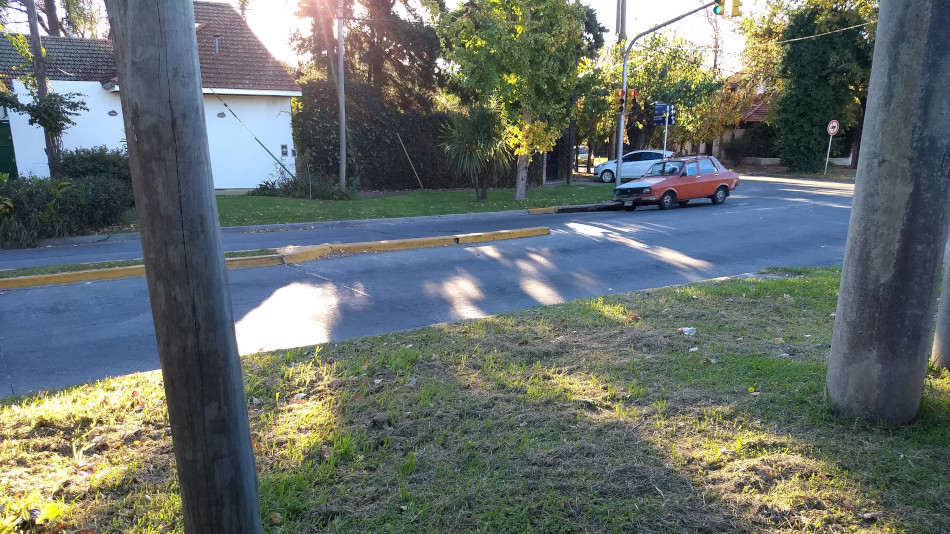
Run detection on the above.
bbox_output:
[713,0,724,15]
[618,89,627,114]
[730,0,743,17]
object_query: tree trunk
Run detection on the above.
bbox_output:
[43,0,61,36]
[514,153,529,201]
[586,142,592,174]
[104,2,264,531]
[826,0,950,426]
[24,0,59,177]
[541,151,547,186]
[514,112,531,201]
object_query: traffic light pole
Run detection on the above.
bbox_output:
[613,2,717,187]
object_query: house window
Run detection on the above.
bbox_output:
[281,145,288,157]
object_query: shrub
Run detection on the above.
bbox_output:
[247,161,358,200]
[0,175,133,248]
[57,146,131,183]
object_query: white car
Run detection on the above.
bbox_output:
[594,150,675,183]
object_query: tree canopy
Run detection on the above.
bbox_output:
[437,0,585,200]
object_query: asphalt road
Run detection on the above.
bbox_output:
[0,176,854,395]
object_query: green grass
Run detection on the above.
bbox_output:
[3,267,949,533]
[217,184,614,227]
[0,249,277,279]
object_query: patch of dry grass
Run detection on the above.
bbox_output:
[2,267,948,533]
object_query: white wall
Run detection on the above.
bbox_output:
[7,80,296,189]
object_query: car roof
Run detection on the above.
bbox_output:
[653,155,716,163]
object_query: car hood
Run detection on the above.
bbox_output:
[595,160,616,169]
[616,177,666,189]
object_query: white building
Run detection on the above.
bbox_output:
[0,1,301,189]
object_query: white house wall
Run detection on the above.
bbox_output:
[8,80,296,189]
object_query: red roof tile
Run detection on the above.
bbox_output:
[0,2,299,94]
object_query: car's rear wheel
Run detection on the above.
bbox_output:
[658,191,676,210]
[677,200,689,207]
[600,170,614,183]
[711,186,728,205]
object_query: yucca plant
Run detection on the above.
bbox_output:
[441,100,511,201]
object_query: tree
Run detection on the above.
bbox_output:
[558,4,605,181]
[773,0,874,172]
[826,0,950,425]
[574,45,619,171]
[346,0,441,111]
[670,85,745,151]
[624,33,719,151]
[3,0,104,37]
[1,3,88,177]
[441,100,510,201]
[438,0,584,201]
[296,0,441,112]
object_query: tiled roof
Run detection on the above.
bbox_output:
[0,2,299,93]
[742,97,772,123]
[0,36,116,85]
[193,1,299,93]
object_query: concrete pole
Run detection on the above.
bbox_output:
[104,2,263,531]
[932,241,950,368]
[826,0,950,425]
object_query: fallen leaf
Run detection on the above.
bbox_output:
[270,512,283,524]
[373,379,383,384]
[689,347,699,352]
[756,468,773,480]
[842,501,854,511]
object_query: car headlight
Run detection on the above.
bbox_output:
[643,187,651,194]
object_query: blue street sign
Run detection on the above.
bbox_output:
[653,114,676,126]
[654,103,670,114]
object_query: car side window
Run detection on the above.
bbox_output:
[644,152,661,161]
[684,163,698,176]
[622,153,639,162]
[699,159,717,174]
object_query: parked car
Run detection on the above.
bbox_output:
[613,155,739,210]
[593,149,674,183]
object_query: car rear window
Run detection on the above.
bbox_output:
[699,159,717,174]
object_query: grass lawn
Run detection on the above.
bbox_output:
[2,268,948,533]
[215,184,614,227]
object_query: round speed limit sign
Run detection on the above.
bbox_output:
[827,120,840,136]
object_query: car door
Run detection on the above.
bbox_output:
[620,152,641,178]
[678,162,701,199]
[696,158,720,197]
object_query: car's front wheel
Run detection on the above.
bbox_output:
[600,170,615,183]
[658,191,676,210]
[711,186,728,205]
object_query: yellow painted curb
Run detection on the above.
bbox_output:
[0,226,551,289]
[455,227,550,244]
[281,244,333,264]
[527,207,558,214]
[224,254,285,269]
[329,235,458,255]
[0,265,146,289]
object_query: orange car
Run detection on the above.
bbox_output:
[612,155,739,210]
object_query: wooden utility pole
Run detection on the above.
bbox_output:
[827,0,950,425]
[103,2,263,532]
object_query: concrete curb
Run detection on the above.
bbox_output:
[1,227,551,289]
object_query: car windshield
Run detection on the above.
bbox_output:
[644,161,683,177]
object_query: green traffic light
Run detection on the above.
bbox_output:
[713,5,723,14]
